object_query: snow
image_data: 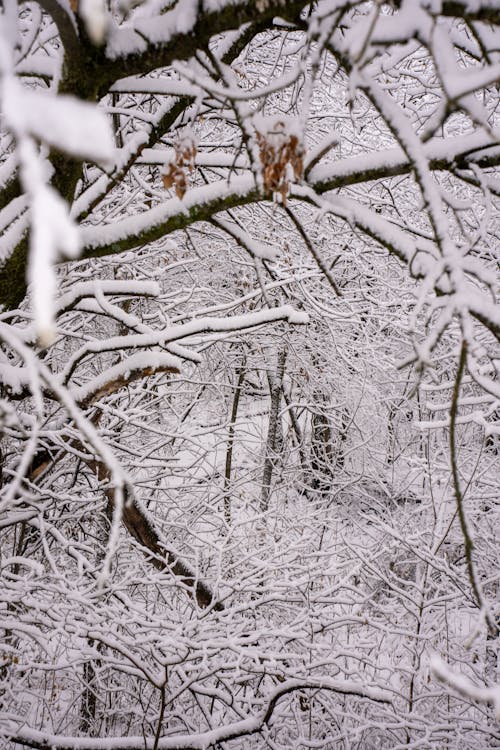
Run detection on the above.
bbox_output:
[28,175,80,347]
[3,80,115,166]
[111,77,197,96]
[431,656,500,720]
[6,677,391,749]
[308,130,497,190]
[14,55,57,79]
[0,152,17,190]
[0,209,29,265]
[0,194,28,235]
[105,21,148,58]
[214,217,279,261]
[0,357,30,395]
[79,0,109,45]
[56,279,160,312]
[1,1,499,747]
[70,351,183,405]
[0,28,113,340]
[0,556,44,574]
[59,305,308,386]
[106,0,200,55]
[81,174,258,251]
[138,148,249,170]
[173,60,302,102]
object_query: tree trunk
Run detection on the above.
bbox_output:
[223,354,246,525]
[79,503,111,735]
[260,347,287,514]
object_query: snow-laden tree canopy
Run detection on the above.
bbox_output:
[0,1,499,748]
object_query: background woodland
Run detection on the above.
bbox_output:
[0,1,499,748]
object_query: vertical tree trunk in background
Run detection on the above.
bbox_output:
[79,503,111,736]
[112,93,123,150]
[223,353,246,525]
[309,393,334,495]
[79,657,99,735]
[282,387,307,471]
[336,406,349,470]
[260,348,287,514]
[405,563,429,746]
[387,401,396,466]
[485,586,499,748]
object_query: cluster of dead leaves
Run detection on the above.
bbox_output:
[256,121,304,205]
[161,138,197,199]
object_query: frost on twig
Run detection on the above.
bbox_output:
[0,1,499,746]
[431,656,500,720]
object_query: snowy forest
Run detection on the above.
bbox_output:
[0,0,499,747]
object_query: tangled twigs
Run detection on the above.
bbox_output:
[450,340,497,637]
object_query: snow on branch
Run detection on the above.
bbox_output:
[0,14,114,343]
[431,656,500,719]
[55,279,161,315]
[6,677,392,750]
[3,83,114,166]
[1,1,499,746]
[71,351,182,408]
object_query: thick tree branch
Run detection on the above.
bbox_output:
[92,0,309,95]
[88,455,222,610]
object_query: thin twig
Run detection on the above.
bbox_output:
[449,340,496,636]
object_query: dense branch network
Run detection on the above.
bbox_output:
[0,1,499,748]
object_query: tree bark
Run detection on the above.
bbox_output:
[223,353,247,526]
[260,347,287,514]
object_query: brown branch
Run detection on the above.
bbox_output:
[77,362,180,409]
[51,450,221,611]
[223,352,247,525]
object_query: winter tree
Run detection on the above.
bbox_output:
[0,0,499,748]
